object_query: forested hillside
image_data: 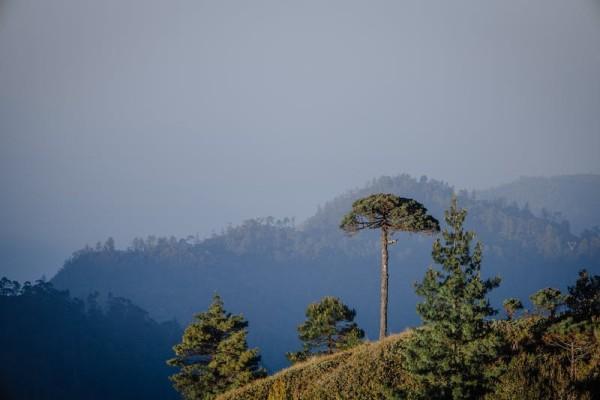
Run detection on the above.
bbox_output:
[0,279,180,400]
[51,174,600,370]
[477,174,600,234]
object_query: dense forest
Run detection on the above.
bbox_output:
[50,174,600,370]
[0,279,180,400]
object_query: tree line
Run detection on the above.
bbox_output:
[0,279,181,400]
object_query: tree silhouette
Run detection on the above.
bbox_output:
[340,193,439,338]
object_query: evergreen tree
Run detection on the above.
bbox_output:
[405,198,501,400]
[565,269,600,320]
[286,296,364,363]
[503,297,523,320]
[530,288,564,319]
[340,193,439,339]
[167,294,265,400]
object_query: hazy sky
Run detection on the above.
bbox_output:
[1,0,599,280]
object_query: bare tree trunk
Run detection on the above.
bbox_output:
[380,227,389,340]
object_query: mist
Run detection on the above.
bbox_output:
[1,0,599,281]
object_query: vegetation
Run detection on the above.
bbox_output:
[0,278,180,400]
[286,296,364,363]
[50,174,600,371]
[491,274,600,400]
[216,198,599,400]
[502,297,523,320]
[405,198,501,399]
[530,287,565,318]
[217,332,412,400]
[565,269,600,319]
[3,179,600,398]
[216,272,599,400]
[168,294,265,400]
[340,193,439,338]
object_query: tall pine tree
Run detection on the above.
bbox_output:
[405,198,501,400]
[167,294,265,400]
[340,194,439,339]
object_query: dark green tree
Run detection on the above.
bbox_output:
[286,296,364,363]
[340,193,439,339]
[167,294,265,400]
[405,198,501,400]
[503,297,524,320]
[530,288,564,319]
[565,269,600,320]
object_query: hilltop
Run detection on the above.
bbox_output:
[216,332,411,400]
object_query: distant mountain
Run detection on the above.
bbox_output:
[477,174,600,234]
[51,174,600,371]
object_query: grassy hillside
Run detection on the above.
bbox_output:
[218,315,600,400]
[216,332,412,400]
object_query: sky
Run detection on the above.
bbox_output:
[1,0,599,281]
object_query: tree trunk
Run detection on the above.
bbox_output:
[380,227,389,340]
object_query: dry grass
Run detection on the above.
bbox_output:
[216,331,413,400]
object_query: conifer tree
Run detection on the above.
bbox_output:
[340,193,439,339]
[565,269,600,320]
[503,297,523,320]
[286,296,364,363]
[405,198,501,400]
[530,287,564,319]
[167,294,265,400]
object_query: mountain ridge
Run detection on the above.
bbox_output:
[51,173,600,371]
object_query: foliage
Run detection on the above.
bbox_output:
[491,271,600,400]
[217,333,413,400]
[51,174,600,370]
[502,297,523,320]
[339,193,440,235]
[530,287,565,318]
[566,269,600,320]
[286,296,364,363]
[340,192,439,339]
[0,278,180,400]
[218,270,599,400]
[167,294,265,400]
[405,198,501,400]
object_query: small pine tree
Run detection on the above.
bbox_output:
[286,296,364,363]
[167,294,265,400]
[503,297,523,320]
[530,288,564,319]
[405,198,501,400]
[565,269,600,320]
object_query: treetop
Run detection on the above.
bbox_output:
[339,193,440,234]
